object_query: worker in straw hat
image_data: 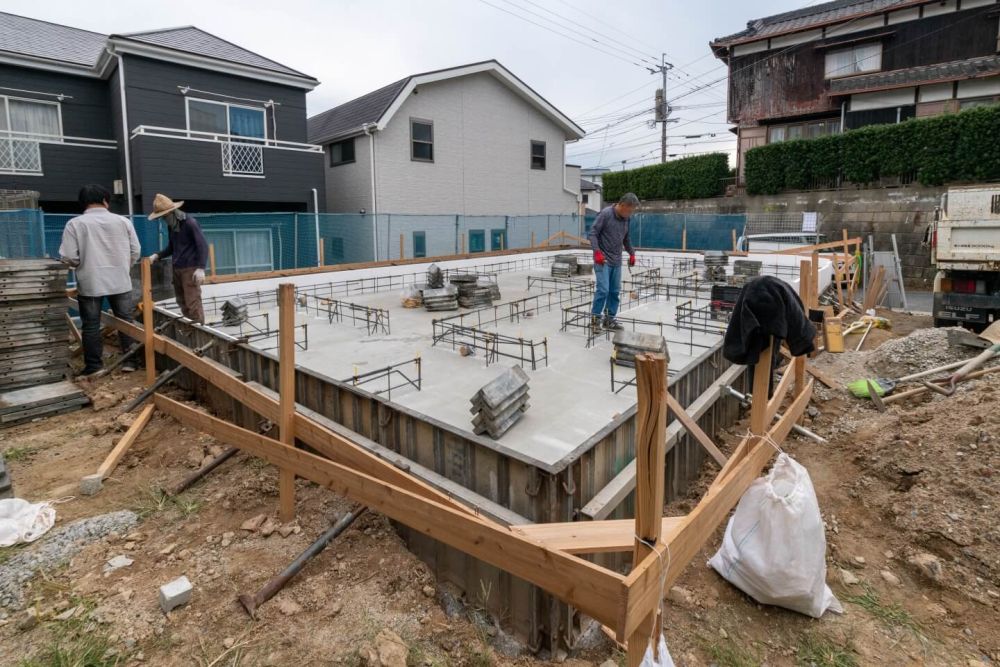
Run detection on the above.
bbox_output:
[148,194,208,324]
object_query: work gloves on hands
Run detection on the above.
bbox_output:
[148,253,159,263]
[629,254,636,267]
[594,250,605,265]
[194,268,205,286]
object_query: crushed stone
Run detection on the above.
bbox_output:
[0,510,138,612]
[866,326,977,379]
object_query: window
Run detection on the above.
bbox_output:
[490,229,507,251]
[768,126,786,143]
[959,97,999,111]
[0,96,60,174]
[203,229,273,275]
[530,140,546,170]
[413,231,426,258]
[825,42,882,79]
[468,230,485,253]
[583,193,590,205]
[411,119,433,161]
[787,125,803,141]
[187,98,266,141]
[768,120,840,144]
[329,137,355,166]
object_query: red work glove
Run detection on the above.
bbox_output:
[628,254,636,267]
[594,250,605,265]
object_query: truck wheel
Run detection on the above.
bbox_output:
[0,454,12,500]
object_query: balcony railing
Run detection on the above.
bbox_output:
[0,130,117,176]
[130,125,322,179]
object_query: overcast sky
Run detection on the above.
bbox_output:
[7,0,805,170]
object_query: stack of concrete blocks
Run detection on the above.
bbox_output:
[470,366,530,439]
[551,254,578,278]
[728,260,763,287]
[478,276,501,301]
[576,258,594,275]
[426,264,445,289]
[451,274,493,308]
[612,331,669,368]
[221,297,248,326]
[422,286,459,312]
[703,251,729,283]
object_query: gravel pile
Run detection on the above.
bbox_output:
[866,326,975,379]
[0,510,138,612]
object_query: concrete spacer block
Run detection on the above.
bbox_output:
[79,474,103,496]
[159,575,192,613]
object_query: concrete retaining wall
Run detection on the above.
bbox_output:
[642,186,945,287]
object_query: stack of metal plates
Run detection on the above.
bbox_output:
[555,254,579,271]
[423,286,459,312]
[551,262,574,278]
[728,259,763,287]
[470,366,529,439]
[576,259,594,275]
[477,276,501,301]
[0,380,89,428]
[612,331,669,368]
[0,259,71,391]
[703,252,729,283]
[426,264,445,289]
[221,297,248,325]
[458,285,493,308]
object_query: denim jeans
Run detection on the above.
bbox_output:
[591,263,622,318]
[78,292,136,373]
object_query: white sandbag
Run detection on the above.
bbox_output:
[0,498,56,547]
[708,453,842,618]
[639,635,676,667]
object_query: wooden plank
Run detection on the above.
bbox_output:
[96,403,155,478]
[627,353,668,666]
[152,393,626,629]
[141,259,155,385]
[663,392,726,467]
[764,366,795,426]
[580,363,745,520]
[66,313,81,344]
[842,229,853,303]
[775,237,862,255]
[209,244,217,278]
[795,261,810,399]
[278,283,296,523]
[779,347,834,388]
[619,379,813,641]
[512,517,683,554]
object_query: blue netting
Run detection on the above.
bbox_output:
[0,209,45,258]
[585,212,748,252]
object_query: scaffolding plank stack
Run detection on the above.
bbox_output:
[0,259,71,391]
[0,380,88,427]
[612,331,668,368]
[422,286,459,312]
[470,366,530,438]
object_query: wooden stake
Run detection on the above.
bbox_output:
[530,231,535,248]
[96,403,155,479]
[66,312,81,344]
[278,283,296,522]
[627,353,668,666]
[810,251,820,309]
[681,227,687,251]
[750,341,773,437]
[399,233,404,260]
[208,244,217,278]
[318,240,325,267]
[731,228,737,252]
[141,258,155,385]
[795,261,809,399]
[460,233,465,254]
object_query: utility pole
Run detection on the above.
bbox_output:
[648,54,676,163]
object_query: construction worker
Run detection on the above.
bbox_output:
[148,194,208,324]
[59,184,141,376]
[588,192,638,331]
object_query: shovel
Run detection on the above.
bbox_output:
[921,339,1000,397]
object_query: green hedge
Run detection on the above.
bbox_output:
[602,153,730,202]
[744,105,1000,195]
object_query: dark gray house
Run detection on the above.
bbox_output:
[0,12,324,215]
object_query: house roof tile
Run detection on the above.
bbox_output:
[0,12,107,67]
[829,54,1000,94]
[307,77,409,144]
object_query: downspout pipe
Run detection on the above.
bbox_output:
[363,123,378,261]
[311,187,320,267]
[113,51,135,218]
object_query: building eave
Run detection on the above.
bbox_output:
[0,50,101,78]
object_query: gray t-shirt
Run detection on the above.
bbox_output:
[588,205,635,266]
[59,207,141,296]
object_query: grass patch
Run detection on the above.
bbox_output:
[844,584,919,633]
[18,594,126,667]
[703,637,759,667]
[3,445,35,462]
[796,633,858,667]
[131,485,202,520]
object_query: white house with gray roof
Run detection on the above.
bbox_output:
[308,60,585,216]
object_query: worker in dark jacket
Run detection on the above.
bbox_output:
[723,275,816,394]
[148,194,209,324]
[588,193,639,331]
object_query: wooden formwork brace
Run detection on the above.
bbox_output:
[85,276,811,657]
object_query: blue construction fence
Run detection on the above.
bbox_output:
[2,209,748,275]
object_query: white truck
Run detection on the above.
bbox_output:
[931,186,1000,330]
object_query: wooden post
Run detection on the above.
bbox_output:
[751,340,773,436]
[208,243,217,278]
[460,233,465,254]
[318,240,325,267]
[530,231,535,248]
[810,251,820,309]
[627,353,668,666]
[399,233,405,260]
[278,283,296,522]
[795,261,810,399]
[731,228,737,252]
[681,227,687,251]
[842,229,853,303]
[141,258,155,386]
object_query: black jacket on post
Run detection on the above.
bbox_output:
[723,275,816,367]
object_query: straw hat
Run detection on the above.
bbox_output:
[148,193,184,220]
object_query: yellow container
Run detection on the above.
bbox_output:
[824,317,845,353]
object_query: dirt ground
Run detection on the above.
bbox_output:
[1,307,999,666]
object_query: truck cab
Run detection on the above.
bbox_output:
[932,186,1000,330]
